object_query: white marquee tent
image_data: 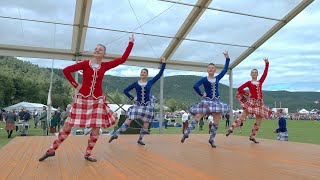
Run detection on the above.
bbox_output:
[298,108,309,114]
[4,102,57,114]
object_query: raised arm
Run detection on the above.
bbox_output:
[237,81,250,96]
[150,63,166,85]
[62,60,88,88]
[105,35,134,70]
[193,77,205,97]
[259,58,269,83]
[216,51,230,80]
[123,82,136,100]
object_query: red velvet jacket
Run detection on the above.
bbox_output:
[63,42,134,99]
[237,62,269,100]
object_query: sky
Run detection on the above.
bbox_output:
[0,0,319,92]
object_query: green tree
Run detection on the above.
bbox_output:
[166,98,179,112]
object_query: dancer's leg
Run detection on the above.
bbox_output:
[137,122,150,145]
[39,123,72,161]
[84,127,100,162]
[109,119,132,143]
[181,113,205,143]
[226,111,249,136]
[208,113,221,148]
[249,115,262,143]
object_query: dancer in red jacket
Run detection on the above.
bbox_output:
[39,35,134,162]
[226,58,271,143]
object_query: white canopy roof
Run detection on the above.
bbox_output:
[0,0,314,72]
[298,108,309,114]
[4,102,57,112]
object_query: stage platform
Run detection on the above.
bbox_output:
[0,134,319,179]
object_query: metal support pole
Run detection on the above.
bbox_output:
[159,75,164,134]
[71,56,79,135]
[229,69,234,123]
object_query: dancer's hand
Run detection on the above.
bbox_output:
[263,57,269,63]
[202,92,207,97]
[129,34,135,43]
[273,130,277,133]
[160,57,166,63]
[223,51,229,59]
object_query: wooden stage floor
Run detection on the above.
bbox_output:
[0,134,319,179]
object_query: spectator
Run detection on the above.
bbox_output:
[4,110,17,138]
[60,104,72,126]
[33,109,39,128]
[225,112,230,128]
[56,107,62,131]
[181,111,189,134]
[273,109,288,141]
[24,110,31,121]
[50,111,59,135]
[164,113,170,129]
[18,108,25,123]
[199,117,204,131]
[39,106,48,136]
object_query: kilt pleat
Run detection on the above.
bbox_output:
[236,92,272,118]
[127,101,154,123]
[68,96,118,128]
[190,97,230,115]
[6,123,14,130]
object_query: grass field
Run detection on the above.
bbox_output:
[1,118,319,148]
[153,119,320,145]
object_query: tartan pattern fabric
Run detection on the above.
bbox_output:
[250,123,260,138]
[114,123,129,136]
[184,119,198,136]
[47,123,72,153]
[190,97,230,115]
[85,131,99,157]
[138,128,148,141]
[236,92,271,118]
[69,96,118,128]
[277,132,288,141]
[127,101,154,123]
[5,123,14,130]
[209,123,218,143]
[49,127,56,133]
[229,115,244,131]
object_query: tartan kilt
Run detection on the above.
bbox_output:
[127,101,154,123]
[50,127,56,133]
[6,123,14,130]
[190,97,230,115]
[277,131,288,141]
[236,92,272,119]
[68,95,118,128]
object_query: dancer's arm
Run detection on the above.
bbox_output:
[123,82,136,100]
[62,60,87,88]
[216,51,230,80]
[237,81,250,96]
[150,57,166,85]
[193,78,205,97]
[259,58,269,83]
[105,35,134,70]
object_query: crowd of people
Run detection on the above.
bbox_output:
[1,105,72,138]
